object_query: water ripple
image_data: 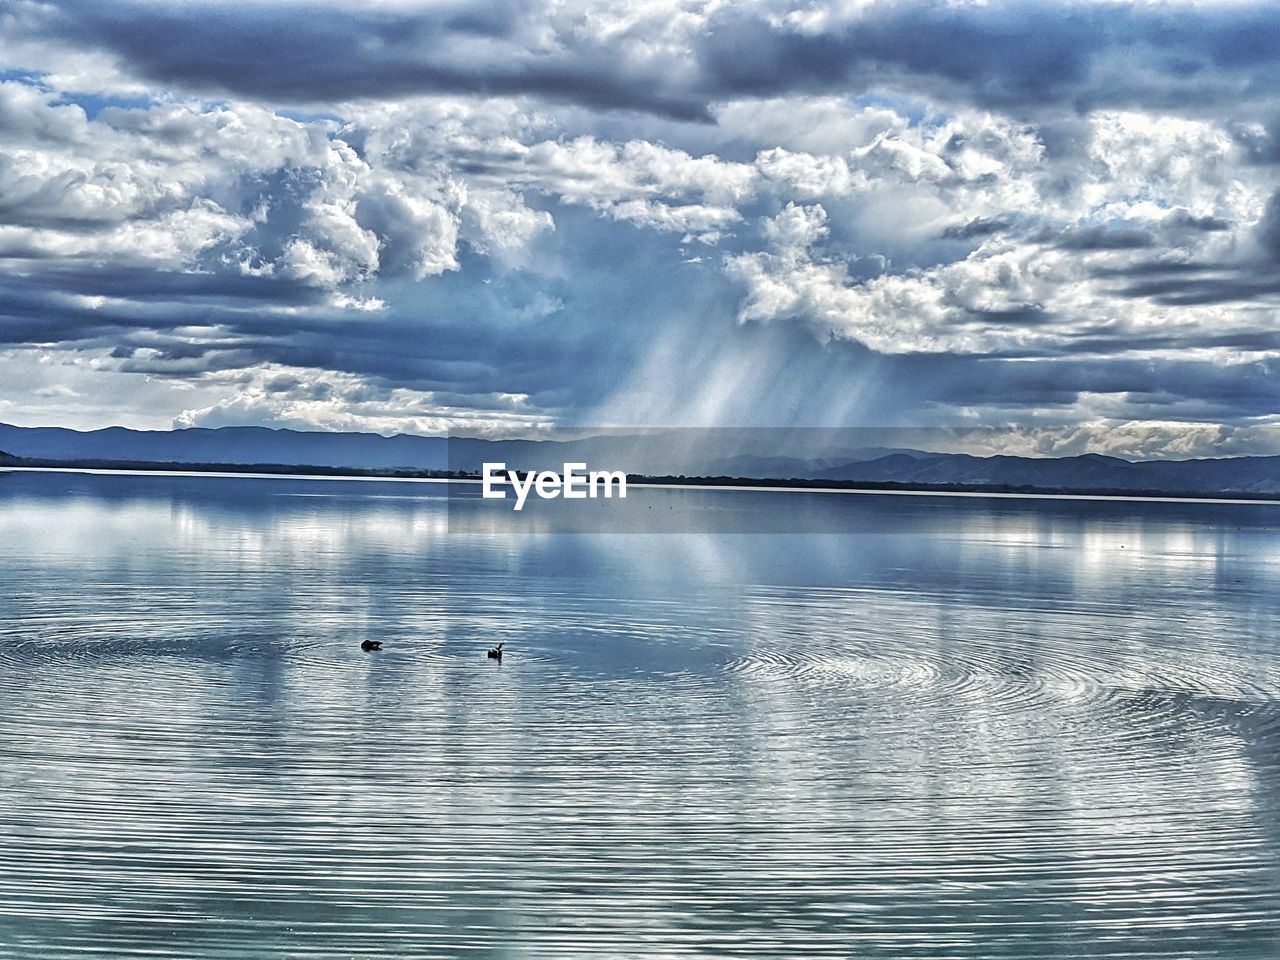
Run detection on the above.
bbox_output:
[2,475,1280,958]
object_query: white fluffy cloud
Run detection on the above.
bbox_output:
[5,2,1280,449]
[171,365,549,437]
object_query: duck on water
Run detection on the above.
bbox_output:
[360,639,505,658]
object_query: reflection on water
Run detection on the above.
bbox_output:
[2,471,1280,958]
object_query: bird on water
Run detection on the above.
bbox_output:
[361,640,383,652]
[487,642,504,660]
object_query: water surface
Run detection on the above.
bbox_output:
[2,471,1280,958]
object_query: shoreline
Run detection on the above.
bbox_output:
[5,464,1280,507]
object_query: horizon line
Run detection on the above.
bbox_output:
[5,466,1280,509]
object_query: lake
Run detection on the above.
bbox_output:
[2,470,1279,958]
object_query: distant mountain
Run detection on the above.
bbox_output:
[0,422,450,470]
[3,422,1279,496]
[0,423,932,477]
[707,448,930,477]
[814,451,1280,495]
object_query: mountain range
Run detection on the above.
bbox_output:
[2,422,1280,496]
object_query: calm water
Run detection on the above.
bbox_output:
[2,471,1280,958]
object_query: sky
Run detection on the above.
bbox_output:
[3,0,1280,457]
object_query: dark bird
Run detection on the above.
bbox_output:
[487,642,504,660]
[361,640,383,652]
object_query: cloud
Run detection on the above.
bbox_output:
[18,1,1280,124]
[170,364,553,436]
[4,1,1280,452]
[696,2,1280,120]
[7,0,715,119]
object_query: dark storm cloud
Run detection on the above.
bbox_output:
[1112,274,1280,307]
[1049,225,1155,251]
[979,324,1280,359]
[1254,187,1280,260]
[0,267,608,404]
[0,281,156,345]
[10,265,326,304]
[16,0,1280,121]
[0,207,703,413]
[1164,210,1232,233]
[1085,189,1280,307]
[960,306,1056,327]
[903,353,1280,420]
[940,217,1014,241]
[698,2,1280,117]
[17,0,712,119]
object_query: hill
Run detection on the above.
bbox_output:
[2,422,1279,497]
